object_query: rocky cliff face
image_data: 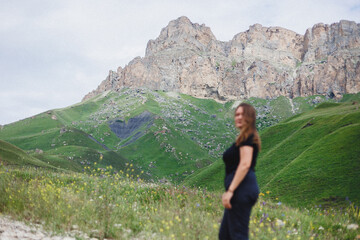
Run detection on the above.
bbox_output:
[83,17,360,101]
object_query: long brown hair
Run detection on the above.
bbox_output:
[235,103,261,150]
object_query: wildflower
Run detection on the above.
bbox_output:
[196,203,200,207]
[347,224,359,230]
[318,226,324,230]
[159,228,163,232]
[276,219,285,227]
[266,191,271,194]
[277,202,282,206]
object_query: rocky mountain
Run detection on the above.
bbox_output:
[83,16,360,101]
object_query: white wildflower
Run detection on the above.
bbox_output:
[347,224,358,230]
[276,219,285,227]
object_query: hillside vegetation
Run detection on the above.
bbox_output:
[0,89,332,183]
[184,101,360,207]
[1,91,360,239]
[1,90,357,207]
[0,139,54,169]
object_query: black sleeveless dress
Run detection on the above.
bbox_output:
[219,134,259,240]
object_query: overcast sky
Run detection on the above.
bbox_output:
[1,0,359,125]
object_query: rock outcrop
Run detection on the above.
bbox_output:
[83,17,360,101]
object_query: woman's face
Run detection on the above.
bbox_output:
[234,106,245,129]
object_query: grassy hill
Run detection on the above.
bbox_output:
[1,89,359,207]
[184,101,360,207]
[0,110,130,173]
[0,89,330,183]
[0,139,54,168]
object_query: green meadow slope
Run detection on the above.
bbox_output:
[0,89,346,183]
[0,139,54,168]
[184,101,360,207]
[0,88,341,183]
[0,107,129,173]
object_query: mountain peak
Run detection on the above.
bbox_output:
[173,16,192,24]
[145,16,216,56]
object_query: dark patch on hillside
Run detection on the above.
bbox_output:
[302,122,314,129]
[120,131,144,147]
[88,135,110,150]
[109,111,153,144]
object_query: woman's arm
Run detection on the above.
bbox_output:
[222,146,253,209]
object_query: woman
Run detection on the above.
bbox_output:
[219,103,261,240]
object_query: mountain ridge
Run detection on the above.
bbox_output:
[84,16,360,102]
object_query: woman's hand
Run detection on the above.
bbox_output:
[222,191,234,209]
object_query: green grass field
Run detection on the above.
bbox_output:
[185,102,360,208]
[1,90,359,208]
[0,166,358,239]
[1,90,360,239]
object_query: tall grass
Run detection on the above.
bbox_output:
[0,163,359,239]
